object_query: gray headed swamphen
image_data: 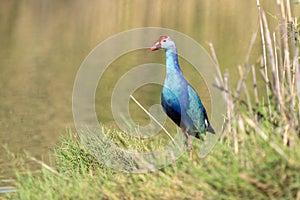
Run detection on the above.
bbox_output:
[151,36,215,157]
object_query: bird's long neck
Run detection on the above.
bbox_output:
[165,48,181,74]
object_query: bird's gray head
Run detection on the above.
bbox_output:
[151,36,176,52]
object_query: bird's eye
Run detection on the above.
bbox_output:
[162,39,166,42]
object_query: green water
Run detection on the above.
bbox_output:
[1,0,297,179]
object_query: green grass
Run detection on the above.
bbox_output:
[4,1,300,199]
[5,122,300,199]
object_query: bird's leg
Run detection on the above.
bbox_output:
[189,135,193,158]
[181,128,189,148]
[181,128,193,158]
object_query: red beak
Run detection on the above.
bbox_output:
[151,42,160,51]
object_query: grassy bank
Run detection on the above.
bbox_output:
[5,1,300,199]
[7,127,300,199]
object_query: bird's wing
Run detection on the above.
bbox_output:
[186,85,208,133]
[161,87,182,127]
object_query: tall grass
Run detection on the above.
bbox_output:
[4,0,300,199]
[214,0,300,157]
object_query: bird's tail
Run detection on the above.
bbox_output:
[195,124,216,139]
[207,124,215,134]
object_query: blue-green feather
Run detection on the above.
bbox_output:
[160,38,215,138]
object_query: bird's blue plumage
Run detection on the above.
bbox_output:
[151,36,215,139]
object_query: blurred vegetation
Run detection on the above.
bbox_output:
[0,0,282,166]
[2,0,300,199]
